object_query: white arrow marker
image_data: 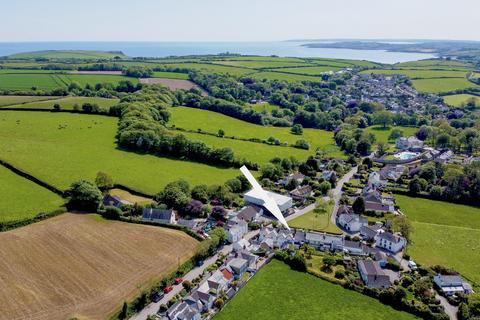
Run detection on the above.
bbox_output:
[240,165,290,230]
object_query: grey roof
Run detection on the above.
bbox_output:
[434,275,463,287]
[237,206,261,221]
[142,208,174,221]
[377,232,403,243]
[358,260,391,288]
[360,225,380,239]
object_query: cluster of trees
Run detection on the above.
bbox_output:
[123,66,153,78]
[334,125,376,156]
[458,293,480,320]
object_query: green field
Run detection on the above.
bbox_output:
[395,59,476,70]
[276,66,342,75]
[0,73,137,91]
[0,112,238,195]
[364,126,418,143]
[152,63,253,76]
[168,107,343,157]
[215,260,418,320]
[396,195,480,285]
[443,94,480,107]
[2,96,119,110]
[360,69,468,79]
[248,102,279,113]
[412,77,479,93]
[151,71,190,80]
[0,95,58,106]
[250,71,323,82]
[289,203,341,234]
[7,50,126,60]
[219,56,307,63]
[215,60,312,69]
[0,165,64,222]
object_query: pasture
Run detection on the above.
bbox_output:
[7,50,126,60]
[0,165,64,222]
[0,95,58,106]
[140,78,204,92]
[1,96,119,110]
[360,69,468,79]
[168,106,343,157]
[277,66,342,75]
[151,71,190,79]
[396,195,480,285]
[215,60,312,69]
[411,78,479,93]
[250,71,323,82]
[394,59,476,70]
[0,213,198,320]
[443,94,480,107]
[155,63,253,76]
[0,112,239,195]
[215,260,418,320]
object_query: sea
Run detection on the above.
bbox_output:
[0,41,436,64]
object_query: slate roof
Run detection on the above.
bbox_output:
[142,208,174,221]
[237,206,262,221]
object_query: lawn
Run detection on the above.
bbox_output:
[0,95,59,106]
[411,78,479,93]
[1,96,119,110]
[250,71,323,82]
[396,195,480,285]
[443,94,480,107]
[0,165,64,222]
[364,125,418,143]
[151,71,190,79]
[289,202,341,234]
[7,50,126,60]
[0,213,198,320]
[215,260,419,320]
[168,106,343,157]
[0,112,239,195]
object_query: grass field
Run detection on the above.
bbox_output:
[0,112,239,194]
[0,73,137,91]
[360,69,468,79]
[411,78,479,93]
[248,102,279,113]
[1,96,119,110]
[396,195,480,285]
[250,71,323,82]
[0,95,58,106]
[215,260,418,320]
[276,66,342,75]
[0,165,64,222]
[7,50,126,60]
[364,125,418,143]
[151,71,190,79]
[109,188,154,205]
[168,106,343,157]
[443,94,480,107]
[153,63,253,76]
[395,59,476,70]
[216,60,312,69]
[0,213,198,320]
[289,202,341,234]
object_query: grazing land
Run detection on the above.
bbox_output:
[168,106,343,157]
[151,71,190,79]
[364,125,418,143]
[7,50,126,60]
[411,77,479,93]
[1,96,119,110]
[109,188,154,205]
[215,260,418,320]
[248,102,279,113]
[154,63,253,76]
[360,69,468,79]
[396,195,480,285]
[215,60,312,69]
[289,203,341,234]
[0,165,64,222]
[0,95,58,106]
[394,59,476,70]
[140,77,205,92]
[250,71,323,82]
[443,94,480,107]
[0,213,198,320]
[277,66,342,75]
[0,112,238,194]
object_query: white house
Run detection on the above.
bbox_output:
[233,239,250,252]
[376,232,406,253]
[244,189,293,213]
[396,136,424,151]
[337,213,368,233]
[305,231,343,251]
[226,220,248,243]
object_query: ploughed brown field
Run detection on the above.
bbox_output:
[0,213,199,320]
[140,77,207,94]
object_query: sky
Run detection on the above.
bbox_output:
[1,0,479,42]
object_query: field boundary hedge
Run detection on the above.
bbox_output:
[113,183,154,198]
[0,207,67,232]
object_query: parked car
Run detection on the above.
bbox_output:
[175,277,183,285]
[152,292,165,302]
[163,285,174,294]
[408,260,418,270]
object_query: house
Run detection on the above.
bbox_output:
[360,224,383,240]
[165,299,201,320]
[227,258,249,278]
[293,229,306,245]
[244,189,293,213]
[226,220,248,243]
[321,170,335,181]
[233,239,250,252]
[142,208,176,224]
[357,260,392,288]
[343,240,367,256]
[434,274,473,296]
[379,165,405,182]
[103,194,132,208]
[238,250,258,269]
[436,150,454,164]
[337,213,368,233]
[280,172,305,186]
[374,250,388,268]
[396,136,424,151]
[289,185,313,202]
[368,171,387,189]
[236,206,263,222]
[258,227,293,248]
[362,188,394,213]
[305,231,343,251]
[205,269,232,294]
[177,219,200,230]
[376,232,406,253]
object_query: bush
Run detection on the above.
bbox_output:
[102,205,122,220]
[334,270,345,279]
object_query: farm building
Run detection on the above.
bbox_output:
[142,208,176,224]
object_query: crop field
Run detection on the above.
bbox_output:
[411,78,479,93]
[275,66,342,75]
[443,94,480,107]
[140,78,204,92]
[289,203,341,234]
[168,107,343,157]
[360,69,468,79]
[364,125,418,143]
[396,195,480,285]
[0,112,239,195]
[151,71,190,79]
[250,71,323,82]
[0,213,198,320]
[7,50,126,60]
[0,95,59,106]
[0,69,65,74]
[215,260,418,320]
[1,96,119,110]
[0,165,64,222]
[0,73,137,91]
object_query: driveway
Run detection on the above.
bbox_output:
[437,294,458,320]
[330,165,358,225]
[129,230,259,320]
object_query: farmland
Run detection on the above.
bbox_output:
[151,71,190,79]
[360,69,469,79]
[7,50,126,60]
[394,59,476,70]
[396,195,480,285]
[215,260,418,320]
[0,112,238,195]
[216,60,312,69]
[0,95,58,106]
[443,94,480,107]
[0,96,119,110]
[0,165,64,222]
[140,78,203,92]
[250,71,323,82]
[152,63,253,76]
[411,78,479,93]
[0,213,198,320]
[277,66,343,75]
[168,106,343,157]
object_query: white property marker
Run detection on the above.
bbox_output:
[240,165,290,230]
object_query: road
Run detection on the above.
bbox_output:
[437,294,458,320]
[129,230,259,320]
[330,165,358,225]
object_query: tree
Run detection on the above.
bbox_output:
[409,177,422,194]
[154,180,190,209]
[389,128,404,140]
[352,197,365,215]
[191,184,209,202]
[68,180,103,211]
[210,226,228,243]
[95,171,114,191]
[318,181,331,195]
[294,139,310,150]
[373,111,393,129]
[182,280,193,292]
[211,206,227,222]
[377,141,388,157]
[291,124,303,135]
[217,129,225,137]
[53,103,61,111]
[119,302,129,319]
[184,200,204,217]
[322,256,336,272]
[392,215,412,242]
[102,205,122,220]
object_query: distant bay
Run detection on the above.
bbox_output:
[0,41,436,64]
